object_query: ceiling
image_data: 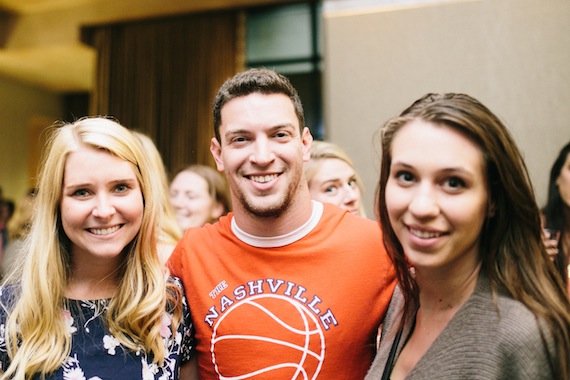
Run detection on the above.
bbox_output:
[0,0,295,93]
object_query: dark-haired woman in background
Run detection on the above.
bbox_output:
[542,141,570,296]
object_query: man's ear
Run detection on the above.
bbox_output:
[210,137,224,172]
[301,127,313,163]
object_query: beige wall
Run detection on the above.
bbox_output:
[0,75,62,201]
[324,0,570,217]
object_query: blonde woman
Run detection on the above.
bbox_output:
[0,117,193,379]
[304,140,367,217]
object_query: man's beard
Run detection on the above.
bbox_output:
[239,188,294,219]
[237,170,301,219]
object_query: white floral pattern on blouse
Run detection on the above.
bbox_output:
[0,277,193,380]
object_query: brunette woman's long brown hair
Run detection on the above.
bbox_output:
[376,93,570,379]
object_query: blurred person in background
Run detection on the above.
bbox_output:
[169,164,231,231]
[304,140,367,217]
[542,141,570,296]
[2,188,36,277]
[0,188,15,255]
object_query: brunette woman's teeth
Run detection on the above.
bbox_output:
[410,228,443,239]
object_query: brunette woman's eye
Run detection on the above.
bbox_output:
[396,171,414,184]
[443,177,466,192]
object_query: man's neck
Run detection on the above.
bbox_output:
[231,200,323,248]
[232,192,314,237]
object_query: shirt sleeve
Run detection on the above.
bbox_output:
[166,239,186,279]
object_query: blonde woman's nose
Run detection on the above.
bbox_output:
[92,195,116,218]
[342,183,359,203]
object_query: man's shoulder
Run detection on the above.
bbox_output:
[317,204,384,249]
[169,216,232,267]
[183,214,231,239]
[321,203,380,229]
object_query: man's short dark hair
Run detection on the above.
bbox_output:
[212,68,305,142]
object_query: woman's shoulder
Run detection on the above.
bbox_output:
[166,275,184,292]
[492,291,552,347]
[459,277,554,375]
[468,275,548,340]
[0,283,20,305]
[480,293,554,378]
[165,275,191,316]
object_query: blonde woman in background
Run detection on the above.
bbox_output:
[304,140,367,217]
[169,164,231,231]
[132,131,182,263]
[0,117,194,379]
[1,188,36,277]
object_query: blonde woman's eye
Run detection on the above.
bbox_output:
[73,189,89,197]
[115,184,130,193]
[325,186,338,194]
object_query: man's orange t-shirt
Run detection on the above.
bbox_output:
[168,202,396,379]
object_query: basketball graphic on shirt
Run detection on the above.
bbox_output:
[211,294,325,379]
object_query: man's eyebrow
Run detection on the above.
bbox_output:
[267,124,298,135]
[224,129,251,138]
[224,123,296,138]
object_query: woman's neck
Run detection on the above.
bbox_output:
[388,263,481,380]
[65,276,117,300]
[66,257,122,300]
[415,262,481,315]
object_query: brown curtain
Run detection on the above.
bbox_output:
[82,11,242,175]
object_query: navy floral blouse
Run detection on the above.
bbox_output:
[0,277,193,380]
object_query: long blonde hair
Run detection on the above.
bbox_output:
[1,117,182,379]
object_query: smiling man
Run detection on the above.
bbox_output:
[168,68,396,379]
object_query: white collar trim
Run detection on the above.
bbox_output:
[231,200,324,247]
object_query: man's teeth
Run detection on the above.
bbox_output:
[410,228,442,239]
[251,174,277,183]
[90,226,120,235]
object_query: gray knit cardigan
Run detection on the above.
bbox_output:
[365,272,556,379]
